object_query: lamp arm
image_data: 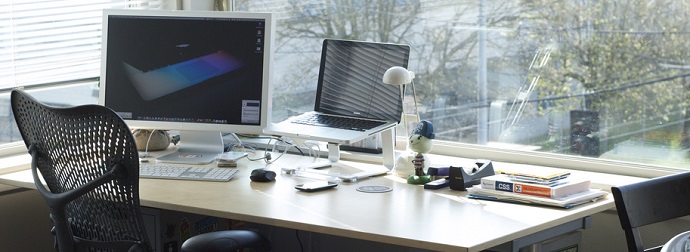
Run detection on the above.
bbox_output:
[410,80,420,122]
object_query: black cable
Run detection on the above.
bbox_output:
[295,229,304,252]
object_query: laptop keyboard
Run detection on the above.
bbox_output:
[291,114,386,131]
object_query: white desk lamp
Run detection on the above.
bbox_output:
[383,66,415,84]
[383,66,421,177]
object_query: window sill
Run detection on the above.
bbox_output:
[0,154,30,176]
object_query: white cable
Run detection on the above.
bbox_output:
[228,133,243,151]
[140,129,157,158]
[302,140,322,159]
[266,137,291,164]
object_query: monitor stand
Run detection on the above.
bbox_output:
[156,131,224,165]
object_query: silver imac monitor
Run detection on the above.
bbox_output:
[99,9,274,164]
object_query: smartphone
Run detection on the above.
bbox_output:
[295,181,338,192]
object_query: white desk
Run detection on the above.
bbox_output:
[0,152,614,252]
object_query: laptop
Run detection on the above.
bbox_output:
[264,39,411,145]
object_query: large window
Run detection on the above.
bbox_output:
[0,0,164,150]
[2,0,689,178]
[237,0,690,177]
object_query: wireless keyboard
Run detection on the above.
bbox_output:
[139,163,238,182]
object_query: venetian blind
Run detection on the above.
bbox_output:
[0,0,164,89]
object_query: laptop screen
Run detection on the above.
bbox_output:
[315,39,410,122]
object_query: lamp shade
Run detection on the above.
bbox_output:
[382,66,415,85]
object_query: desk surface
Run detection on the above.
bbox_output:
[0,152,614,252]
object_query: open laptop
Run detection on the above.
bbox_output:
[264,39,411,145]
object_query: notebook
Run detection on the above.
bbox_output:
[264,39,411,145]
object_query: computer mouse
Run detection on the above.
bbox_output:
[250,168,276,182]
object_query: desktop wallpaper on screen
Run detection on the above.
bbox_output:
[104,15,266,126]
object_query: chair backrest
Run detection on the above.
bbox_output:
[11,90,150,252]
[611,171,690,252]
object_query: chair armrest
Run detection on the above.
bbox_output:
[28,145,124,208]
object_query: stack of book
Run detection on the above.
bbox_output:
[467,169,607,208]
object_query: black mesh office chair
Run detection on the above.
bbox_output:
[11,89,269,252]
[611,172,690,252]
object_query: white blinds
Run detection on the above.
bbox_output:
[0,0,164,89]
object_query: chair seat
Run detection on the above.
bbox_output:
[181,230,270,252]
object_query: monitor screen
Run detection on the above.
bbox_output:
[99,9,274,164]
